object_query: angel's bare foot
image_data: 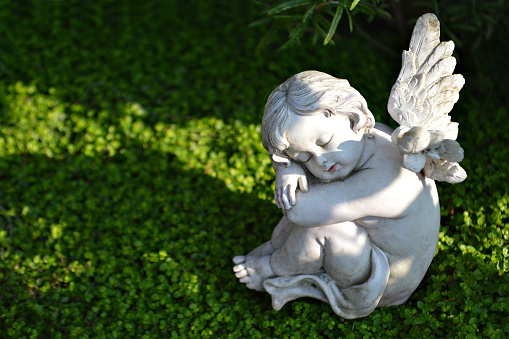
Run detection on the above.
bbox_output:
[233,255,275,291]
[247,241,275,257]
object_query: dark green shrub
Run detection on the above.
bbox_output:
[0,1,507,338]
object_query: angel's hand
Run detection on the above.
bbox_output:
[274,162,308,211]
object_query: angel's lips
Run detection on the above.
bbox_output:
[326,164,337,173]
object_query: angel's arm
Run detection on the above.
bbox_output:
[286,163,416,227]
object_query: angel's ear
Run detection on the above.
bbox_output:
[343,113,360,133]
[349,110,371,134]
[364,114,375,132]
[360,101,375,131]
[348,117,355,130]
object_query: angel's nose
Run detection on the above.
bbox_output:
[313,152,327,167]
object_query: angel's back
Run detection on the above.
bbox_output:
[357,126,441,306]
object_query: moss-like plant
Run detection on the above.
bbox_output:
[0,1,507,338]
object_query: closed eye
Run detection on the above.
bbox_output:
[295,153,312,163]
[319,134,334,148]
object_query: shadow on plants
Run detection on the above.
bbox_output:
[0,0,402,128]
[0,146,283,335]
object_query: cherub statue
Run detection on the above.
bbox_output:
[233,13,466,319]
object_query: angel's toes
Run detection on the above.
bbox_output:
[232,255,246,264]
[245,255,275,283]
[233,263,246,273]
[235,268,248,279]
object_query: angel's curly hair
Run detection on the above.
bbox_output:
[261,71,375,164]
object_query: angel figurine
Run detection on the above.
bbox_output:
[233,13,466,318]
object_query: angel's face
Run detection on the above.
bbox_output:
[284,113,366,181]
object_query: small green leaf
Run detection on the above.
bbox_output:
[302,3,318,23]
[272,15,305,21]
[280,21,309,50]
[248,17,272,28]
[289,22,307,39]
[312,16,336,46]
[350,0,361,11]
[324,0,345,45]
[267,0,312,16]
[346,7,353,32]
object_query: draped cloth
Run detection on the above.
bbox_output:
[263,244,390,319]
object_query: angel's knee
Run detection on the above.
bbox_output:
[322,223,372,288]
[270,216,296,250]
[270,225,324,276]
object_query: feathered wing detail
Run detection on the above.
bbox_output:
[423,158,466,184]
[387,13,466,183]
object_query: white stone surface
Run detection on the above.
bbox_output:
[233,13,466,318]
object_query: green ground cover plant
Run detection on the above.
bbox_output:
[0,1,507,338]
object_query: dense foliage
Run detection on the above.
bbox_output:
[250,0,399,50]
[0,0,507,338]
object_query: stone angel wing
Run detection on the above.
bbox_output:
[387,13,467,184]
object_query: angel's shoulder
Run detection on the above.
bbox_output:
[362,128,422,182]
[369,127,403,169]
[371,130,431,186]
